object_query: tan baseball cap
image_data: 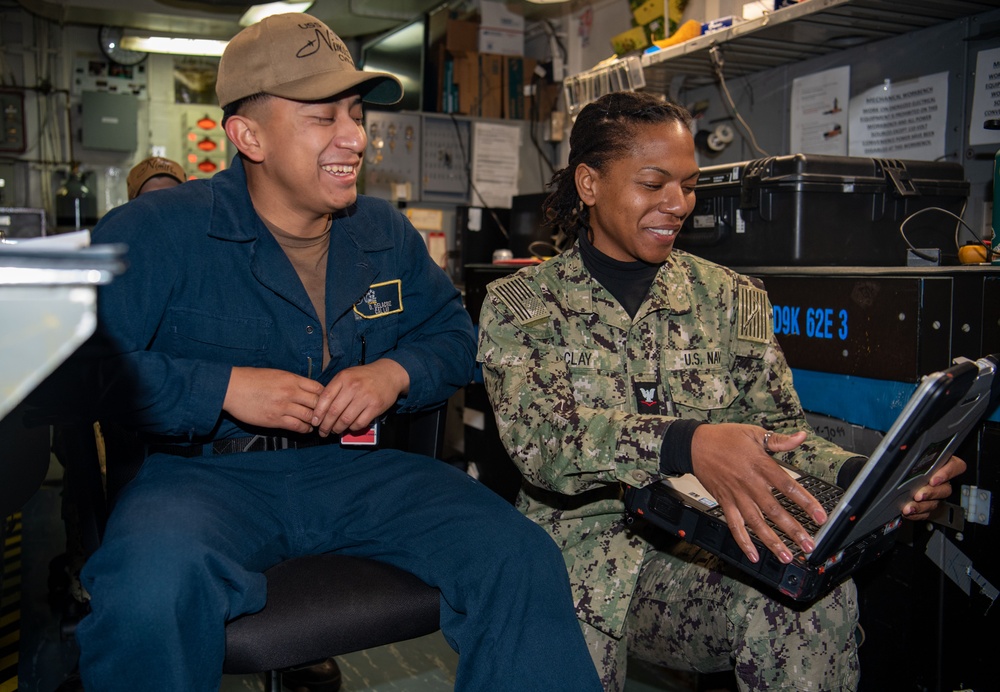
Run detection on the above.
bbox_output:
[126,156,186,200]
[216,13,403,109]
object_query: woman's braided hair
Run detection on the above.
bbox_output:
[543,91,693,244]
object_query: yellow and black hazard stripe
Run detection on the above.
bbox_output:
[1,513,22,692]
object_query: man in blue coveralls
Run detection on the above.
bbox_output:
[75,13,601,691]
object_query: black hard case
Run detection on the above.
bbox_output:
[674,154,970,267]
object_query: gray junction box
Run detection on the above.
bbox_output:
[81,91,137,152]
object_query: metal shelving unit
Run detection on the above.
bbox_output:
[576,0,1000,98]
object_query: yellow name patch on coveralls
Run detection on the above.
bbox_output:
[354,280,403,318]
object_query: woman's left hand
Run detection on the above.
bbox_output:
[901,455,966,521]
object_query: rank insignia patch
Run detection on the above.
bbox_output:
[633,381,666,415]
[354,279,403,319]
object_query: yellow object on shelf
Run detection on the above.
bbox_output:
[651,19,702,50]
[632,0,663,26]
[611,25,652,55]
[958,243,989,264]
[668,0,690,34]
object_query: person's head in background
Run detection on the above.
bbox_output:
[543,91,699,265]
[126,156,186,200]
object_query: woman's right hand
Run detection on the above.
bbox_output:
[690,423,824,564]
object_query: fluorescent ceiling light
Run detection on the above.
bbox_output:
[121,35,229,57]
[240,1,315,27]
[118,0,314,58]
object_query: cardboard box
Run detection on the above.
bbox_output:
[445,19,479,53]
[451,50,479,116]
[430,12,521,115]
[479,53,504,119]
[428,16,478,114]
[478,27,524,56]
[447,51,504,118]
[478,0,525,32]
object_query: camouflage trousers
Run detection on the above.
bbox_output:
[582,540,860,692]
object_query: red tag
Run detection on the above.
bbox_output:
[340,421,380,447]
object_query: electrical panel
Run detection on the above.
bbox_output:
[0,206,46,238]
[421,115,470,205]
[363,111,422,202]
[182,112,227,181]
[81,91,138,152]
[0,91,26,153]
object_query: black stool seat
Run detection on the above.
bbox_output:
[223,554,442,674]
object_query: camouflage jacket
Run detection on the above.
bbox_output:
[476,243,858,638]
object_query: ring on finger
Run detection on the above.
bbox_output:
[762,430,775,454]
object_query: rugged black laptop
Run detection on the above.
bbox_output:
[624,354,999,602]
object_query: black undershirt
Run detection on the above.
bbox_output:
[577,229,659,320]
[577,232,700,475]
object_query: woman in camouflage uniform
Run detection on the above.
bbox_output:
[477,91,965,691]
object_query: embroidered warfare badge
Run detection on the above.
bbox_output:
[737,284,769,344]
[354,279,403,318]
[488,275,548,326]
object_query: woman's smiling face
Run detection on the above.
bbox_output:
[576,119,699,264]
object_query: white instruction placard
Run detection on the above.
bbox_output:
[471,122,522,209]
[790,66,850,155]
[848,72,948,161]
[969,46,1000,146]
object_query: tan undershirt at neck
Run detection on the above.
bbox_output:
[260,214,332,370]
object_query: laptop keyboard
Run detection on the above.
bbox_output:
[707,475,844,556]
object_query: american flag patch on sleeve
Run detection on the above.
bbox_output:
[737,284,769,343]
[489,275,549,326]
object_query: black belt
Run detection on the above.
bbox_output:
[146,433,338,458]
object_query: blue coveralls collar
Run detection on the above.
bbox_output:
[204,156,394,254]
[201,157,393,332]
